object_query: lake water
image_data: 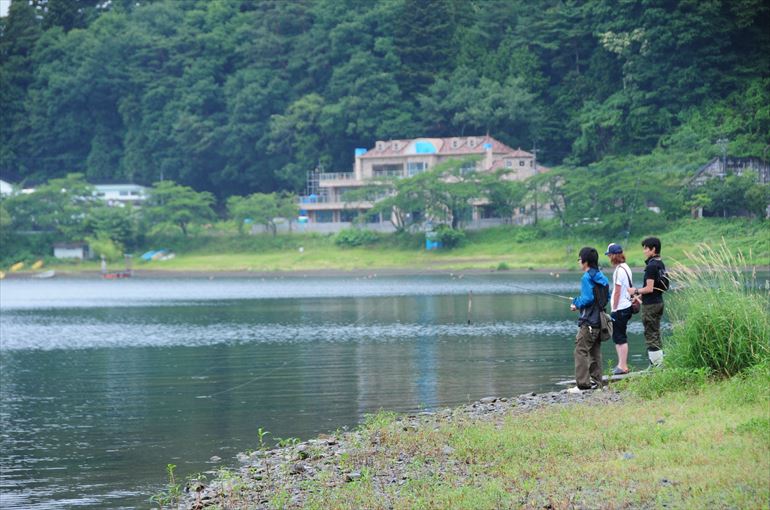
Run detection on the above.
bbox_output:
[0,273,651,509]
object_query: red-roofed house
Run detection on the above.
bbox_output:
[299,135,550,230]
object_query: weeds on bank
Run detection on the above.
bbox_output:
[149,463,181,509]
[666,241,770,377]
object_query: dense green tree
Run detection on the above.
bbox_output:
[227,192,298,235]
[0,0,768,199]
[0,0,42,179]
[394,0,457,100]
[481,173,527,222]
[2,173,96,240]
[694,173,769,218]
[85,204,139,250]
[144,180,215,236]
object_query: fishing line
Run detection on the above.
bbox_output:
[196,270,576,398]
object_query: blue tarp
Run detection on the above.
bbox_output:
[415,141,437,154]
[141,249,168,261]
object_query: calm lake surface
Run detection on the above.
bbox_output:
[0,273,652,509]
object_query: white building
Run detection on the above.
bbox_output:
[93,184,147,206]
[53,243,91,260]
[0,179,12,196]
[299,135,551,231]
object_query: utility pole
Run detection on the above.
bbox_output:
[716,137,728,217]
[531,142,539,226]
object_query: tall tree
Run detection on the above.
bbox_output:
[394,0,457,100]
[144,180,215,236]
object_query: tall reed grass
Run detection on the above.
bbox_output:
[666,241,770,377]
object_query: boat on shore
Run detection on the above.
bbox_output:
[33,270,56,279]
[103,271,132,279]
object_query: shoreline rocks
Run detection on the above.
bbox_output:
[183,387,624,510]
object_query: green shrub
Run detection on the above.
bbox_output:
[509,226,542,243]
[623,367,710,399]
[86,235,123,261]
[433,224,465,249]
[666,241,770,377]
[334,228,380,248]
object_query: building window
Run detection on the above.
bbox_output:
[340,209,358,222]
[451,138,460,149]
[119,191,129,196]
[373,164,404,177]
[519,160,525,166]
[315,211,333,223]
[530,161,534,167]
[407,162,427,176]
[460,161,476,175]
[506,160,513,168]
[467,137,477,148]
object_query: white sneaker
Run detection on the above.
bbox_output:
[566,386,582,394]
[648,349,664,367]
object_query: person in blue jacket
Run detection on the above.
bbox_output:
[568,247,610,393]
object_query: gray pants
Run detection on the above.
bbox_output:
[642,302,665,351]
[574,325,602,389]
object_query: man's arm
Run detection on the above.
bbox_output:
[572,274,594,308]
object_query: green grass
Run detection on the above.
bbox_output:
[29,218,770,274]
[298,367,769,509]
[665,241,770,377]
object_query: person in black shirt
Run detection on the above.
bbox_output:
[628,237,666,366]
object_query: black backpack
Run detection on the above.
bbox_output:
[650,258,670,292]
[592,279,609,311]
[592,277,612,341]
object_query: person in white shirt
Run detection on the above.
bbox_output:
[605,243,638,375]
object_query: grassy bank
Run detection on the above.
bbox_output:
[303,368,769,509]
[165,366,769,510]
[41,218,769,274]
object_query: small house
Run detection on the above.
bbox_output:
[53,242,91,260]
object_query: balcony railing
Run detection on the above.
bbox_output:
[299,194,332,204]
[372,169,404,178]
[318,172,356,181]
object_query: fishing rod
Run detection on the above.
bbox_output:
[499,279,573,301]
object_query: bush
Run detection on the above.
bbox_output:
[334,228,380,248]
[433,224,465,249]
[623,367,710,399]
[509,226,541,243]
[87,236,123,261]
[665,241,770,377]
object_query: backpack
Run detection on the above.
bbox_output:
[592,278,613,342]
[650,257,670,292]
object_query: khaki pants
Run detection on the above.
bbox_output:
[575,325,602,389]
[642,302,665,351]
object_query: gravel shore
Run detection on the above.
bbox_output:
[183,387,624,510]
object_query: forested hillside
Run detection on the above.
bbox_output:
[1,0,768,198]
